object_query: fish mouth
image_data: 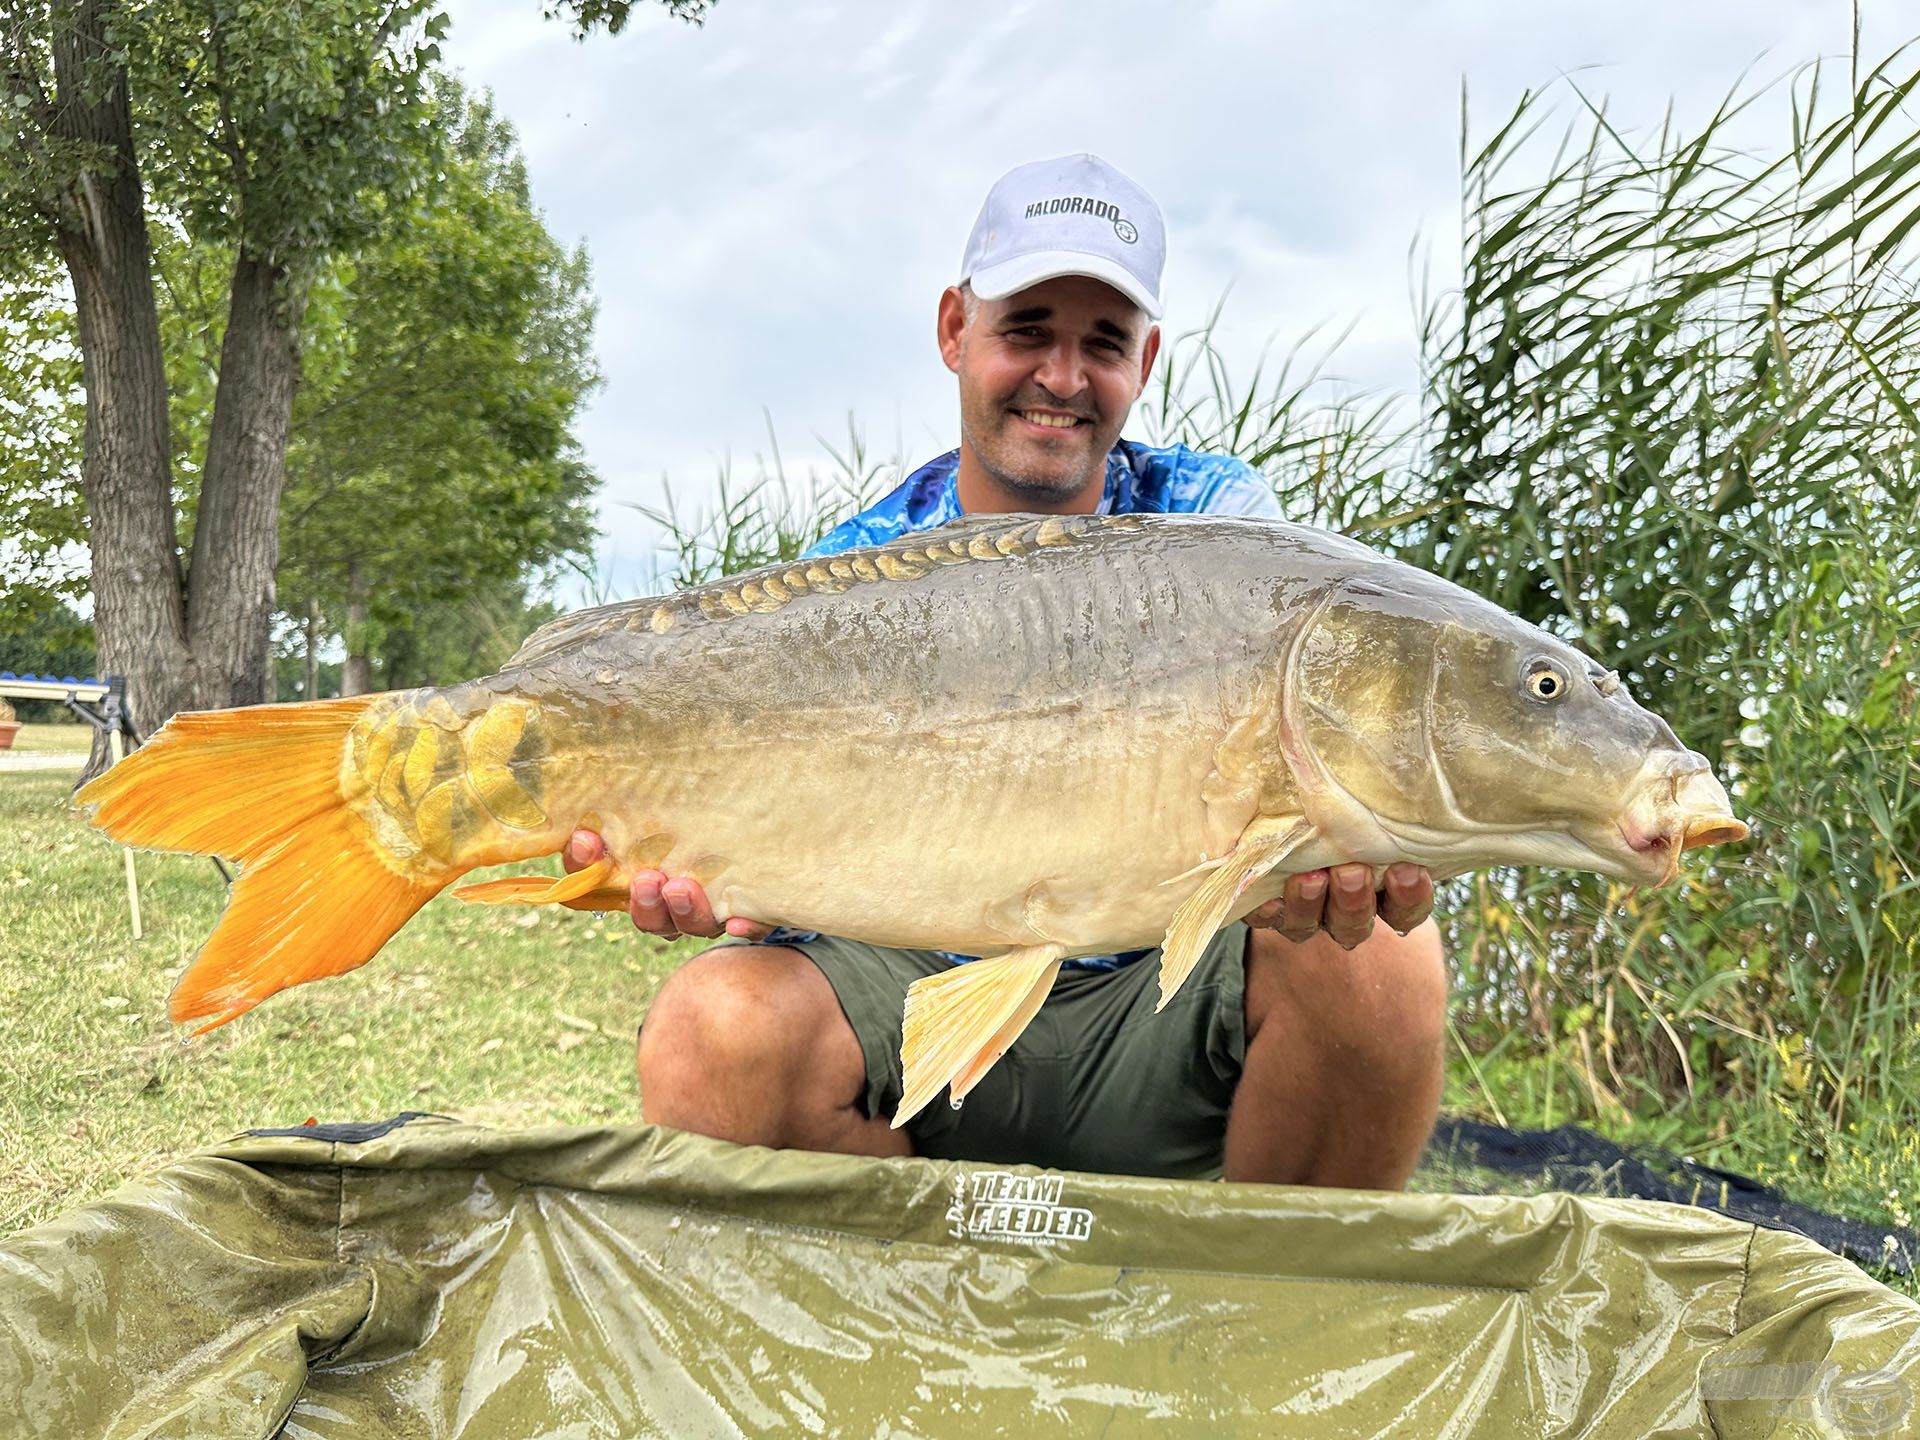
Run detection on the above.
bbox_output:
[1614,761,1749,885]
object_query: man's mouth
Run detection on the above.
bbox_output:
[1012,408,1088,432]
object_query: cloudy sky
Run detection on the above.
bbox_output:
[443,0,1893,598]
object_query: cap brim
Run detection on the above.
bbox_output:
[967,251,1162,320]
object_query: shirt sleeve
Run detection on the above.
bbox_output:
[799,519,865,560]
[1194,456,1285,519]
[802,505,916,558]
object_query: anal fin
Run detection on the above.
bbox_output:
[453,857,626,911]
[894,944,1066,1128]
[1157,816,1315,1012]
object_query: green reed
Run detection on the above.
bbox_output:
[1142,47,1920,1187]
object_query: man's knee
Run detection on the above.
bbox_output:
[638,944,826,1089]
[1360,921,1449,1045]
[1247,920,1448,1067]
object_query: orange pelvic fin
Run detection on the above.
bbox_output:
[1156,815,1313,1012]
[893,943,1066,1128]
[453,857,628,911]
[77,696,450,1034]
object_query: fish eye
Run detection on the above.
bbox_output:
[1524,660,1571,703]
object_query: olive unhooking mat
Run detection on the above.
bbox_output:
[2,1117,1916,1438]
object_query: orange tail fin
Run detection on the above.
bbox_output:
[77,697,450,1034]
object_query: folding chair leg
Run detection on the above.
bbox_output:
[106,728,143,941]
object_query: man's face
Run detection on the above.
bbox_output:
[938,274,1161,505]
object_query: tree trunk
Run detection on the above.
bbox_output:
[36,4,315,782]
[188,250,309,708]
[48,0,194,778]
[341,565,372,696]
[304,598,320,699]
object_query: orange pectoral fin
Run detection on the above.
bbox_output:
[453,857,628,911]
[893,944,1067,1128]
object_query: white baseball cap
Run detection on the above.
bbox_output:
[960,154,1166,319]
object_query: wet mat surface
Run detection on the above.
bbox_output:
[3,1118,1916,1438]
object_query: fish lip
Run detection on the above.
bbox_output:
[1612,818,1685,886]
[1671,766,1750,852]
[1683,814,1750,850]
[1612,760,1749,886]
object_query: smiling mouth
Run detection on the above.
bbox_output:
[1013,408,1088,431]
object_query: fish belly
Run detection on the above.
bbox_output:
[632,705,1229,955]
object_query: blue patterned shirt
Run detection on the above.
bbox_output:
[773,439,1284,970]
[804,439,1283,559]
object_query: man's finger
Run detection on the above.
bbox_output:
[725,918,775,940]
[1276,870,1329,942]
[629,868,675,936]
[562,827,604,874]
[660,876,723,938]
[1242,897,1288,930]
[1380,863,1434,935]
[1324,863,1376,950]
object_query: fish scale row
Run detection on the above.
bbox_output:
[517,512,1146,664]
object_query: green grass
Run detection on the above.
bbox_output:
[7,720,92,753]
[0,768,696,1233]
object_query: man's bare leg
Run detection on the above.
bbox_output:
[637,944,912,1157]
[1223,920,1447,1188]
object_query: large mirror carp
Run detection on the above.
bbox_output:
[80,512,1747,1123]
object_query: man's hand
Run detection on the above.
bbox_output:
[562,828,774,942]
[1245,863,1434,949]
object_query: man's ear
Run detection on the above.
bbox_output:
[1137,323,1162,393]
[937,286,968,374]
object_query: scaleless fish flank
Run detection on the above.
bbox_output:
[79,513,1746,1122]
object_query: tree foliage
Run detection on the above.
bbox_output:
[0,0,699,759]
[129,0,444,264]
[544,0,711,36]
[0,597,96,720]
[361,573,567,692]
[0,0,454,753]
[0,256,85,628]
[279,78,600,690]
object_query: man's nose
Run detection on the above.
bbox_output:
[1032,341,1088,401]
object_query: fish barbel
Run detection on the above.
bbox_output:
[79,512,1747,1122]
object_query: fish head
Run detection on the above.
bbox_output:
[1288,576,1747,885]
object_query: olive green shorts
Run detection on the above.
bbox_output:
[774,929,1251,1179]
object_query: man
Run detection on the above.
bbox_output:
[566,155,1448,1187]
